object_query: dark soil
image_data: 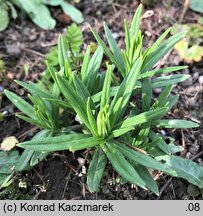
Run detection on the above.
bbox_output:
[0,0,203,200]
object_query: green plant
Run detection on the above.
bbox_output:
[190,0,203,13]
[0,0,83,31]
[171,24,203,63]
[4,5,203,195]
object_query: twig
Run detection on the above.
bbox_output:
[156,177,173,200]
[22,48,45,57]
[18,126,39,139]
[191,151,203,161]
[61,170,72,199]
[179,0,190,23]
[118,139,147,154]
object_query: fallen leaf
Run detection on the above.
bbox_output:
[175,39,203,63]
[1,136,19,151]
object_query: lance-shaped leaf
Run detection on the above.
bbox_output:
[144,28,171,58]
[18,134,103,152]
[153,119,199,128]
[141,31,185,73]
[4,90,35,119]
[110,107,168,138]
[85,47,103,93]
[113,141,176,176]
[130,4,142,40]
[100,64,113,109]
[133,163,159,195]
[90,27,123,76]
[86,97,98,136]
[149,131,171,155]
[101,142,146,189]
[138,66,188,79]
[124,19,130,56]
[104,23,125,72]
[58,34,68,68]
[87,147,107,192]
[56,74,90,129]
[109,56,143,126]
[156,155,203,188]
[151,74,190,88]
[153,84,173,108]
[81,46,90,81]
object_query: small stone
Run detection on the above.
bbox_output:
[1,136,19,151]
[193,72,199,80]
[198,76,203,84]
[187,184,200,197]
[153,88,162,94]
[29,34,38,41]
[181,76,193,88]
[6,44,21,56]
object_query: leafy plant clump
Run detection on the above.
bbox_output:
[0,0,83,31]
[3,4,203,195]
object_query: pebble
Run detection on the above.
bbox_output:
[153,87,162,94]
[181,76,193,88]
[193,72,199,80]
[198,76,203,84]
[6,44,21,56]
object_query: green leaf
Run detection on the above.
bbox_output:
[153,120,199,128]
[100,64,113,110]
[167,95,179,110]
[110,57,143,126]
[104,23,125,72]
[142,32,185,73]
[85,47,103,93]
[4,90,35,119]
[18,134,103,152]
[29,130,53,166]
[43,0,64,6]
[142,78,152,111]
[14,150,33,172]
[81,46,90,81]
[30,152,49,167]
[101,143,146,189]
[113,141,176,176]
[56,74,90,129]
[153,85,173,108]
[0,5,9,31]
[144,28,171,58]
[149,131,171,155]
[73,74,92,104]
[90,27,123,76]
[124,19,130,56]
[66,23,83,53]
[0,150,20,174]
[138,66,188,79]
[151,74,190,88]
[130,4,142,40]
[58,34,68,68]
[86,97,98,136]
[156,155,203,188]
[110,107,168,138]
[60,1,84,24]
[133,163,159,195]
[190,0,203,13]
[15,0,56,29]
[87,147,107,192]
[16,114,46,129]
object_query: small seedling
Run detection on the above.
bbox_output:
[4,5,202,195]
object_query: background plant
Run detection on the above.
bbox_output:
[0,0,83,31]
[3,4,203,195]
